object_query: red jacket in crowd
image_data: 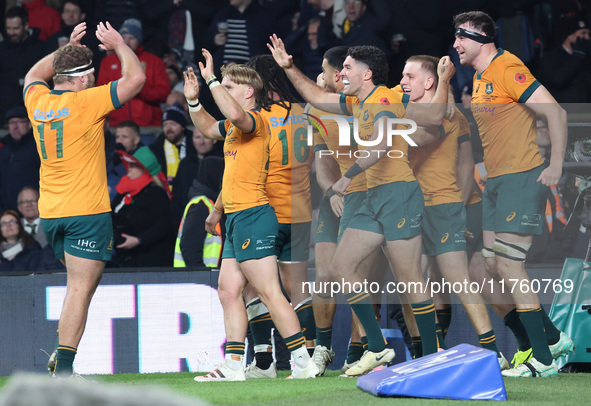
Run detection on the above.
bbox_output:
[23,0,61,41]
[97,46,170,127]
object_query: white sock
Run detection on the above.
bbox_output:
[224,354,243,370]
[292,346,310,368]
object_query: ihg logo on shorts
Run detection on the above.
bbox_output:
[308,115,417,159]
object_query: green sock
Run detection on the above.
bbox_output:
[316,326,332,348]
[361,336,368,352]
[54,345,76,376]
[347,342,364,363]
[518,308,553,365]
[411,336,422,358]
[345,292,386,352]
[436,323,447,350]
[225,341,245,356]
[294,297,316,342]
[478,330,500,356]
[436,307,452,339]
[411,299,437,355]
[284,331,306,352]
[246,298,275,347]
[539,307,561,345]
[504,308,531,351]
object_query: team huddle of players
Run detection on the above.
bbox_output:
[184,10,574,382]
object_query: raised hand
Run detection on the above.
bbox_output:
[69,22,86,47]
[267,34,294,69]
[199,48,215,81]
[96,21,124,52]
[438,56,456,82]
[183,67,200,102]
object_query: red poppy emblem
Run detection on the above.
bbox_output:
[514,73,526,84]
[380,97,390,106]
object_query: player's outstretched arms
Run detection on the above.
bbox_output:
[267,34,343,113]
[199,48,254,133]
[24,22,88,87]
[97,22,146,104]
[183,67,223,141]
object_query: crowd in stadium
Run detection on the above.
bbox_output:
[1,0,589,271]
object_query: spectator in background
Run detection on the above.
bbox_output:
[175,156,225,268]
[0,209,42,273]
[166,63,185,93]
[207,0,298,68]
[107,120,146,200]
[17,186,46,247]
[21,0,60,40]
[93,0,140,32]
[16,185,65,270]
[338,0,390,51]
[111,147,174,268]
[115,120,144,155]
[0,7,46,125]
[285,16,333,80]
[46,1,98,53]
[171,126,222,228]
[150,103,196,192]
[0,106,40,212]
[97,18,170,127]
[538,14,591,103]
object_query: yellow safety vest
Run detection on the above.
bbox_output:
[174,196,222,268]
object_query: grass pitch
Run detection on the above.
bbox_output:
[0,370,589,405]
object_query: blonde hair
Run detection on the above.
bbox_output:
[405,55,439,88]
[220,64,263,101]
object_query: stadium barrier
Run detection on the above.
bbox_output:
[0,265,562,376]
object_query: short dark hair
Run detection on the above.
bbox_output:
[453,11,497,39]
[116,120,140,136]
[60,0,86,15]
[347,45,389,85]
[323,46,349,71]
[5,6,28,26]
[406,55,439,88]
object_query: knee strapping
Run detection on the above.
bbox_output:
[491,238,531,262]
[294,296,312,312]
[245,297,269,321]
[481,247,495,258]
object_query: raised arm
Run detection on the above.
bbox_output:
[525,85,567,186]
[183,66,224,141]
[95,22,146,104]
[409,126,442,147]
[24,22,88,87]
[267,34,344,113]
[199,48,256,133]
